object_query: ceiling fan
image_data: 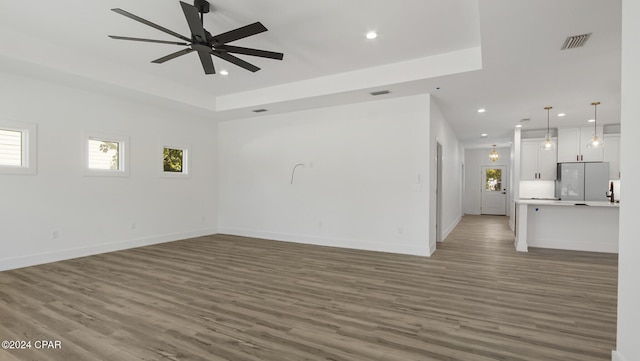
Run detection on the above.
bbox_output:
[109,0,284,75]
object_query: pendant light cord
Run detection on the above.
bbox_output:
[593,102,598,131]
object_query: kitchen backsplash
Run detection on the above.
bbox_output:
[520,180,556,199]
[520,179,621,201]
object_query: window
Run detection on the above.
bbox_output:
[161,144,189,178]
[0,121,37,175]
[88,139,120,170]
[83,133,129,177]
[0,129,22,166]
[485,168,503,191]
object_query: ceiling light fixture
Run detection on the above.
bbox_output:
[557,113,566,117]
[489,144,499,162]
[477,108,486,113]
[220,70,229,76]
[541,106,556,151]
[588,118,595,123]
[481,133,488,138]
[586,101,604,148]
[515,124,523,128]
[366,31,378,40]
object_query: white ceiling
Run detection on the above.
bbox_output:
[0,0,621,148]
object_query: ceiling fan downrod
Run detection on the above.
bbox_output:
[194,0,209,25]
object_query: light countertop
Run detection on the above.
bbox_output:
[516,199,620,208]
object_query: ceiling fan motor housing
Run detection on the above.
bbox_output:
[194,0,210,14]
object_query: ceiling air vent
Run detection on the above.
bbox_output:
[561,33,592,50]
[370,90,390,96]
[252,108,268,113]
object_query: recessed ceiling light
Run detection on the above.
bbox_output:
[557,113,566,117]
[477,108,486,113]
[481,133,488,138]
[515,124,523,128]
[220,70,229,76]
[366,31,378,40]
[588,118,595,123]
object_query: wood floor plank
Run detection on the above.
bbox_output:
[0,215,617,360]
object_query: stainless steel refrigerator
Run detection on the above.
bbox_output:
[555,162,610,201]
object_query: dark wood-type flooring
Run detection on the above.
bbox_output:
[0,215,618,360]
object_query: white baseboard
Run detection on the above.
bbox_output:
[429,241,437,256]
[612,350,626,361]
[0,228,217,272]
[218,228,431,257]
[440,216,462,242]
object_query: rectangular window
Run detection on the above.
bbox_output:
[0,121,37,175]
[0,129,22,166]
[161,144,190,178]
[83,132,129,177]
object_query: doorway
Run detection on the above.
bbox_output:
[436,142,443,243]
[481,165,507,215]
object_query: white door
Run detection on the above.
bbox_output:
[481,165,507,215]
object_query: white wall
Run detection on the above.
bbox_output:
[0,71,219,271]
[464,147,511,215]
[219,95,436,256]
[615,1,640,360]
[429,98,464,242]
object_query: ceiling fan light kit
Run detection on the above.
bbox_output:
[109,0,284,75]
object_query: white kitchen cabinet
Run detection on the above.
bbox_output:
[603,134,620,179]
[557,126,604,162]
[520,138,557,180]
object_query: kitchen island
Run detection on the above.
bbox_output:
[514,199,619,253]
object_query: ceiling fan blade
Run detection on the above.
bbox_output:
[109,35,189,46]
[151,48,195,64]
[111,8,191,43]
[216,45,283,60]
[210,22,268,45]
[212,51,260,72]
[179,2,206,42]
[197,51,216,74]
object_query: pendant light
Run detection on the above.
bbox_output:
[586,101,604,148]
[489,144,499,162]
[541,106,555,151]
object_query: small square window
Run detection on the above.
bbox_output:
[0,129,23,166]
[83,132,129,177]
[88,139,120,170]
[163,147,184,173]
[0,121,37,175]
[161,144,190,178]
